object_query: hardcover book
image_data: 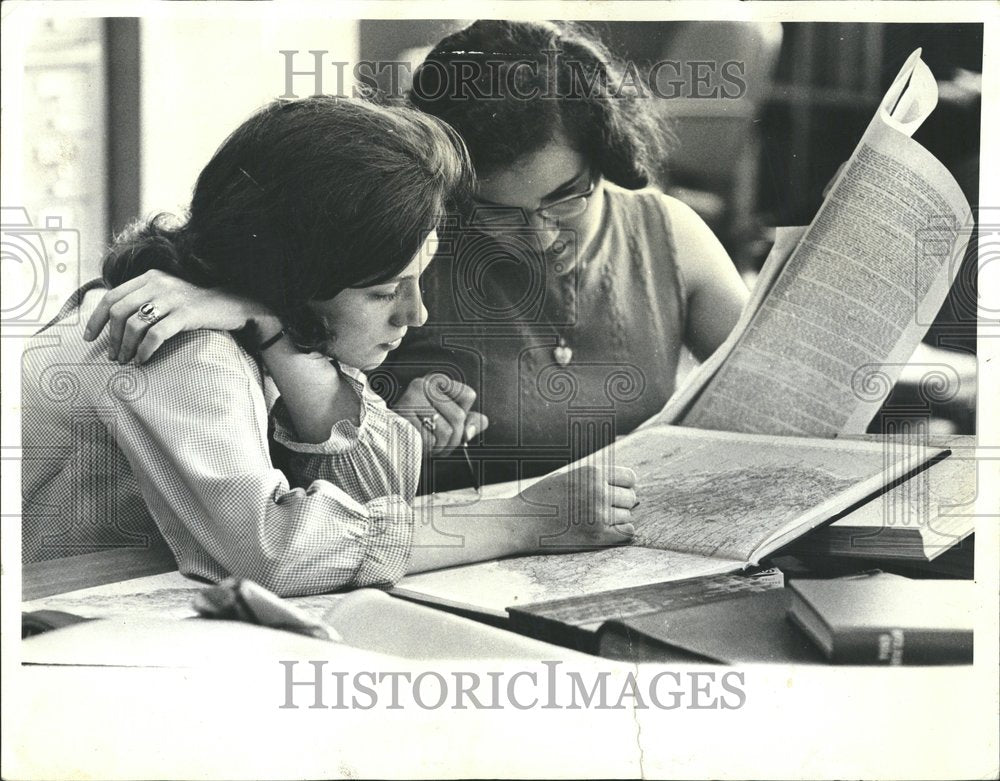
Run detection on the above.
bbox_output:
[396,427,946,617]
[787,435,977,562]
[396,49,967,622]
[787,575,974,664]
[597,588,825,665]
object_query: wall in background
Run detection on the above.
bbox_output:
[7,16,359,284]
[140,19,359,218]
[15,17,108,285]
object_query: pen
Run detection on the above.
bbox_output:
[461,426,481,493]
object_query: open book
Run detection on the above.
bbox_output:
[394,50,967,620]
[786,435,977,562]
[395,425,946,617]
[645,49,974,436]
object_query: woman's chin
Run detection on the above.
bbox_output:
[360,350,390,372]
[336,343,395,372]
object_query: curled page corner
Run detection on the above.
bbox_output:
[878,47,939,138]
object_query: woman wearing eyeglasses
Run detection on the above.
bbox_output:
[24,97,639,595]
[376,20,750,490]
[90,20,749,494]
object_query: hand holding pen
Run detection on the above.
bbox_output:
[393,372,489,462]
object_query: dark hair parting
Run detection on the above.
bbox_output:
[408,20,672,189]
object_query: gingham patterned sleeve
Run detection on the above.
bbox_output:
[270,365,422,505]
[94,330,416,597]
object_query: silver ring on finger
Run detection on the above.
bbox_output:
[137,301,163,325]
[419,412,439,433]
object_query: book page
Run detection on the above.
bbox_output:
[396,425,943,615]
[640,225,807,430]
[796,435,981,560]
[21,571,348,624]
[604,424,943,562]
[677,50,974,436]
[395,546,742,618]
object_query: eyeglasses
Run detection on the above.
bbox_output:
[470,175,597,226]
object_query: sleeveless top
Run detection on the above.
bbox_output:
[376,181,688,490]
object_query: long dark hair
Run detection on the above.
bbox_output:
[409,20,670,189]
[103,96,473,350]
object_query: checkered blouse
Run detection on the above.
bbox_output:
[21,284,421,597]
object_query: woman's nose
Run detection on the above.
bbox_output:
[412,293,428,327]
[525,212,562,252]
[392,283,427,328]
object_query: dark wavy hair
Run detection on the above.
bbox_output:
[408,20,670,189]
[102,96,473,350]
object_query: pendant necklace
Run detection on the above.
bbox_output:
[551,257,577,367]
[553,336,572,367]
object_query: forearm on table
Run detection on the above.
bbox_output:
[253,314,360,442]
[406,496,539,572]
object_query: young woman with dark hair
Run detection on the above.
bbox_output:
[82,20,747,493]
[22,96,638,596]
[380,20,750,488]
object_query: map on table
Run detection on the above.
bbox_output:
[396,424,945,616]
[22,571,347,623]
[584,425,939,561]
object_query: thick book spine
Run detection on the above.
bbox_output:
[508,570,786,654]
[506,609,598,653]
[827,628,973,665]
[597,624,714,664]
[788,601,974,665]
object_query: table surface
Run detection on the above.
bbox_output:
[12,438,992,781]
[19,434,979,664]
